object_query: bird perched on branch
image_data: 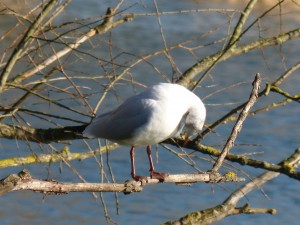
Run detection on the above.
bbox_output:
[83,83,206,181]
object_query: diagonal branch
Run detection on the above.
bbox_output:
[223,148,300,205]
[211,74,261,172]
[228,0,258,46]
[270,85,300,103]
[163,148,300,225]
[177,27,300,88]
[197,59,300,141]
[0,0,58,91]
[6,8,134,88]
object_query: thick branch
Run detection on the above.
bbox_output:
[0,170,245,196]
[2,122,300,182]
[0,123,87,143]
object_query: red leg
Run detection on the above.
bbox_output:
[146,145,155,173]
[130,146,146,181]
[146,145,168,181]
[130,146,136,179]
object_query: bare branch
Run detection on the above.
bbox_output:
[0,0,58,91]
[211,74,261,172]
[162,204,276,225]
[2,119,300,183]
[224,148,300,205]
[198,60,300,140]
[177,27,300,87]
[0,169,245,196]
[163,148,300,225]
[6,8,134,88]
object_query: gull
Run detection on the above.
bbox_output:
[83,83,206,181]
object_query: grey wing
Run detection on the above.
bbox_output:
[83,96,152,141]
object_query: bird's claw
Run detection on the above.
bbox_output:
[132,174,148,182]
[150,171,169,181]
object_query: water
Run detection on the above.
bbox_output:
[1,0,300,224]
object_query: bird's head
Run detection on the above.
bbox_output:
[183,101,206,139]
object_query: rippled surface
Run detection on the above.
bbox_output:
[1,0,300,224]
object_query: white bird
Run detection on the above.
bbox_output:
[83,83,206,181]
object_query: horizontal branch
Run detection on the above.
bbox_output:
[0,144,119,168]
[166,138,300,181]
[0,169,245,196]
[2,122,300,182]
[0,123,87,143]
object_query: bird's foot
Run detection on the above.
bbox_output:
[131,171,169,182]
[150,171,169,182]
[132,174,148,182]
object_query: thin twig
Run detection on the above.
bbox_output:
[197,59,300,140]
[7,8,134,88]
[224,148,300,205]
[163,147,300,225]
[177,26,300,88]
[0,0,58,91]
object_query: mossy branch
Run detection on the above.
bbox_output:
[162,203,275,225]
[177,27,300,87]
[0,144,119,168]
[228,0,258,46]
[187,141,300,181]
[163,148,300,225]
[0,123,87,143]
[270,85,300,103]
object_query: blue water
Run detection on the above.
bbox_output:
[1,0,300,224]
